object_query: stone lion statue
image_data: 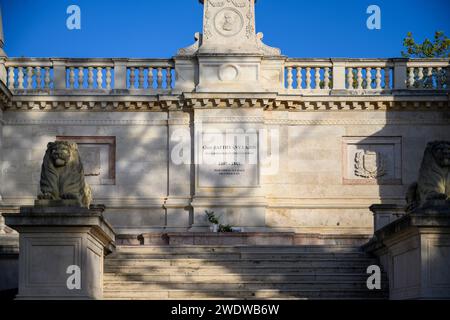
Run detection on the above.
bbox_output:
[406,141,450,212]
[37,141,92,208]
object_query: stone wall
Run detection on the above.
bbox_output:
[1,108,449,235]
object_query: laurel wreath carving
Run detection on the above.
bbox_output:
[354,151,386,179]
[231,0,247,8]
[209,0,225,7]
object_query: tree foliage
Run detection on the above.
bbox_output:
[401,31,450,58]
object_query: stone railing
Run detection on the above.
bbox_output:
[2,57,449,95]
[284,58,449,93]
[285,59,333,92]
[4,58,175,93]
[406,59,450,89]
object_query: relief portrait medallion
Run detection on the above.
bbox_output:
[214,7,244,37]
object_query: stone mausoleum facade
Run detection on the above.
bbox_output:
[0,0,449,300]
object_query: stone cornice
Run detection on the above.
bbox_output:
[1,92,449,112]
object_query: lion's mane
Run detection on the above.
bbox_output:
[38,141,92,208]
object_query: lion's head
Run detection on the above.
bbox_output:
[47,141,79,168]
[429,141,450,168]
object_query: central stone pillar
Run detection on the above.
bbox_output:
[190,108,268,231]
[176,0,284,93]
[4,205,115,300]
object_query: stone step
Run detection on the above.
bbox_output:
[114,245,364,254]
[105,266,376,274]
[103,289,387,300]
[104,280,386,291]
[104,273,381,282]
[105,258,378,268]
[103,244,387,300]
[109,252,369,260]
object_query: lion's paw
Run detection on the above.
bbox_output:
[38,192,54,200]
[61,193,77,200]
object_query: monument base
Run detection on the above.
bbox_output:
[4,205,115,300]
[364,203,450,300]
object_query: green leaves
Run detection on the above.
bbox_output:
[205,210,219,225]
[401,31,450,58]
[205,210,233,233]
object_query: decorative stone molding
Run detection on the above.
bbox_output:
[195,116,264,123]
[3,119,177,126]
[264,119,450,126]
[2,95,449,112]
[343,137,402,185]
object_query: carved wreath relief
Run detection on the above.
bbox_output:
[206,0,250,39]
[354,150,386,179]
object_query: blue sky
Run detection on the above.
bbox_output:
[1,0,449,58]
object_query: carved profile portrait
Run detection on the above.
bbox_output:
[223,13,234,31]
[214,8,243,37]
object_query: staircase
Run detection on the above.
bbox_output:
[104,245,388,300]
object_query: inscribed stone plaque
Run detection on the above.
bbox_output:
[198,130,259,188]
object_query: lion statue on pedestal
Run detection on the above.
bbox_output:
[37,141,92,208]
[406,141,450,212]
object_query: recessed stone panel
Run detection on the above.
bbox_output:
[343,137,402,185]
[56,136,116,185]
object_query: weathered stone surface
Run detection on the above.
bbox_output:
[364,209,450,299]
[369,204,406,232]
[4,205,115,300]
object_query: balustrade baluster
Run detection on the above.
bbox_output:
[97,67,103,88]
[44,67,51,89]
[147,67,154,89]
[26,67,33,89]
[69,67,75,88]
[286,67,293,89]
[129,67,136,89]
[365,67,372,89]
[8,67,15,89]
[78,68,84,89]
[356,68,363,89]
[435,67,442,89]
[408,68,415,88]
[36,67,42,89]
[375,67,382,89]
[157,68,163,89]
[324,67,330,89]
[305,67,311,89]
[384,67,390,89]
[88,67,94,89]
[314,67,321,90]
[296,67,302,89]
[138,67,144,89]
[447,66,450,88]
[166,67,172,89]
[106,67,112,90]
[347,67,354,89]
[17,67,24,89]
[417,67,424,88]
[426,67,433,89]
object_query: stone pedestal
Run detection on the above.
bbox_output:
[364,202,450,299]
[370,204,406,232]
[4,205,115,300]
